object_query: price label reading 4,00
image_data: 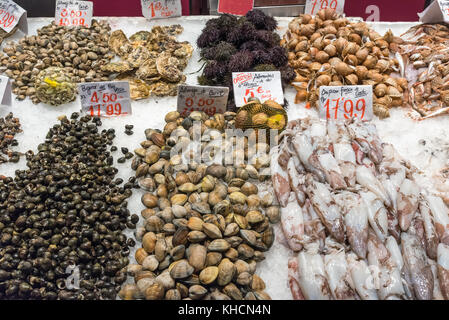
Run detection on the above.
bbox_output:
[78,81,132,118]
[319,85,373,121]
[305,0,345,16]
[55,0,93,27]
[141,0,182,20]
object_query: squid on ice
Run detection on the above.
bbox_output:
[273,117,449,300]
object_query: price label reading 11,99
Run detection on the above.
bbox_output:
[319,85,373,121]
[55,0,93,27]
[78,81,132,117]
[305,0,345,16]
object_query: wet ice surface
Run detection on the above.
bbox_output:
[1,18,448,300]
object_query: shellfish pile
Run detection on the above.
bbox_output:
[282,9,406,119]
[0,20,113,103]
[120,110,279,300]
[274,117,449,300]
[400,24,449,119]
[103,25,193,100]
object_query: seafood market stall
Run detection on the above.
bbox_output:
[0,1,449,302]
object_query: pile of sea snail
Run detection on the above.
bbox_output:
[283,8,407,119]
[120,110,280,300]
[0,113,138,300]
[0,20,113,103]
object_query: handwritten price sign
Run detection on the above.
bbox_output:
[319,85,373,121]
[55,0,93,27]
[305,0,345,16]
[141,0,182,19]
[177,84,229,117]
[0,0,27,34]
[78,81,132,117]
[232,71,284,108]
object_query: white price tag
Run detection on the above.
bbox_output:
[177,84,229,117]
[141,0,182,19]
[319,85,373,121]
[232,71,284,108]
[419,0,449,23]
[305,0,345,16]
[0,0,27,34]
[78,81,132,117]
[0,76,12,106]
[55,0,93,28]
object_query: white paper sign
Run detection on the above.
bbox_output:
[232,71,284,108]
[319,85,373,121]
[55,0,93,27]
[78,81,132,117]
[419,0,449,23]
[305,0,345,16]
[177,84,229,117]
[0,0,27,34]
[141,0,182,19]
[0,76,12,106]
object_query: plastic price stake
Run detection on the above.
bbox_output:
[0,76,12,106]
[0,0,27,34]
[419,0,449,24]
[177,84,229,117]
[217,0,253,16]
[55,0,93,28]
[305,0,345,16]
[232,71,284,108]
[318,85,373,121]
[78,81,132,117]
[141,0,182,19]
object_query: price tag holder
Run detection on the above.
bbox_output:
[0,0,27,34]
[217,0,253,16]
[78,81,132,117]
[55,0,93,28]
[0,76,12,106]
[305,0,345,16]
[177,84,229,117]
[141,0,182,19]
[319,85,373,121]
[232,71,284,108]
[419,0,449,23]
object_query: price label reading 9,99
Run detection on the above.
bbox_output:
[78,81,132,117]
[55,0,93,27]
[305,0,345,16]
[0,0,27,33]
[319,85,373,121]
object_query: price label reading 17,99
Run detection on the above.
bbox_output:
[0,0,27,33]
[141,0,182,20]
[55,0,93,27]
[305,0,345,16]
[78,81,132,117]
[177,84,229,117]
[319,85,373,121]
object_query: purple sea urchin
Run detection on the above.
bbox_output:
[245,9,277,31]
[228,50,254,72]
